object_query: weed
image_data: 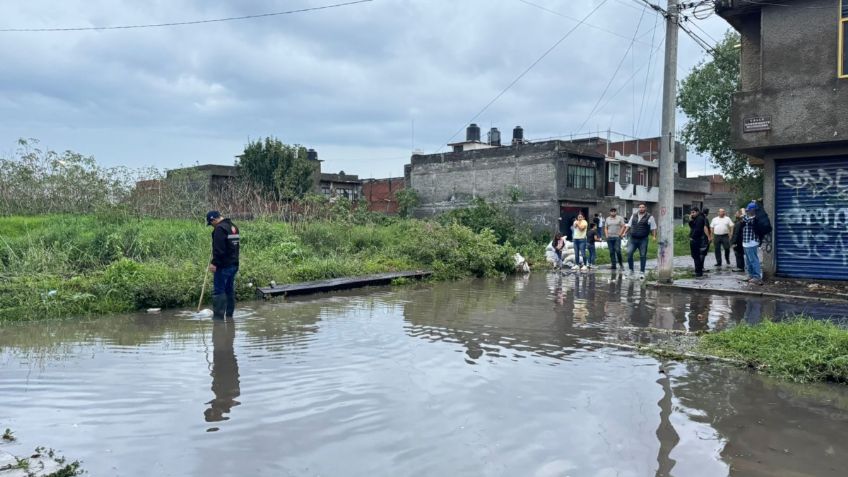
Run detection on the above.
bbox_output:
[698,317,848,383]
[2,428,15,441]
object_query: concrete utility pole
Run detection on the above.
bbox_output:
[657,0,678,283]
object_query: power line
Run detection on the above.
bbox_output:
[437,0,610,151]
[576,3,649,134]
[516,0,656,47]
[635,12,660,133]
[0,0,373,32]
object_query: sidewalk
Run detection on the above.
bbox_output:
[648,254,848,303]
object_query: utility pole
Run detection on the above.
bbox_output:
[657,0,678,283]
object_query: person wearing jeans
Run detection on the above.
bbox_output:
[622,203,657,278]
[604,208,625,270]
[571,213,588,270]
[741,203,763,285]
[207,210,241,320]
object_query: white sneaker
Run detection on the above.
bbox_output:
[571,265,580,270]
[580,265,587,271]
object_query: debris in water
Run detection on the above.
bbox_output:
[146,308,161,314]
[195,309,213,317]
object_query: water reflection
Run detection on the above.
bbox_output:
[204,320,240,428]
[2,276,848,476]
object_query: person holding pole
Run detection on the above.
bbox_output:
[207,211,240,320]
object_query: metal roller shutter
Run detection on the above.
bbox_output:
[775,157,848,280]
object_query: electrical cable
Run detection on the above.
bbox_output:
[436,0,610,152]
[576,4,649,134]
[516,0,656,47]
[0,0,373,32]
[635,12,660,134]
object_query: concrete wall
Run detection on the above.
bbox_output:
[723,0,848,156]
[408,141,604,232]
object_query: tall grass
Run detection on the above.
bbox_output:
[0,215,518,321]
[699,317,848,383]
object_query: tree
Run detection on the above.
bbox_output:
[678,30,762,203]
[237,137,315,200]
[396,188,419,219]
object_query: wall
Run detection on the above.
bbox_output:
[725,0,848,155]
[362,178,405,214]
[408,141,604,231]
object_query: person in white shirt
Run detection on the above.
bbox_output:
[710,208,734,267]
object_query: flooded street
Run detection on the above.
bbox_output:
[2,274,848,476]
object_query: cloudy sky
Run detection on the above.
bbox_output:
[0,0,730,178]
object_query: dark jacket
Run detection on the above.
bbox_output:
[211,219,240,268]
[732,217,744,246]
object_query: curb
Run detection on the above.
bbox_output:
[653,282,848,304]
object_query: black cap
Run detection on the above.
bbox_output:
[206,210,221,225]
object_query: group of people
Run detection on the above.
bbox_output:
[550,201,768,284]
[688,202,767,284]
[549,203,656,279]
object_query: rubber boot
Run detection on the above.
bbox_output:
[225,293,235,319]
[212,294,226,320]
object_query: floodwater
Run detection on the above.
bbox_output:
[2,274,848,477]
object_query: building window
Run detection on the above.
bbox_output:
[636,167,647,186]
[609,163,620,182]
[674,207,683,220]
[567,165,596,189]
[624,165,632,184]
[841,1,848,78]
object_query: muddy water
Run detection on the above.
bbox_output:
[2,274,848,476]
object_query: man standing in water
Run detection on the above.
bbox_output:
[622,203,656,279]
[710,208,734,268]
[207,211,240,320]
[604,208,625,271]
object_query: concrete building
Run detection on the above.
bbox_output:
[406,126,607,236]
[362,177,405,214]
[699,174,741,215]
[575,137,711,222]
[319,171,362,200]
[716,0,848,280]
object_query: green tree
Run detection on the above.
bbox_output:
[396,188,419,219]
[678,30,762,202]
[237,137,315,200]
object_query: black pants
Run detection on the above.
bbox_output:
[733,243,745,270]
[714,234,731,265]
[690,239,706,276]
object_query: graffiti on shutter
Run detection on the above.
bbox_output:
[775,158,848,280]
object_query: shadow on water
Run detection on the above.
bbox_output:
[2,273,848,475]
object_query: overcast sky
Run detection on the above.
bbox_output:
[0,0,729,178]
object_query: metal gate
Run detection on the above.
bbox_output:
[775,157,848,280]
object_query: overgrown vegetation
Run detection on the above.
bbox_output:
[698,317,848,383]
[0,214,521,321]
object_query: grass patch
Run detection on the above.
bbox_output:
[0,214,523,321]
[698,317,848,383]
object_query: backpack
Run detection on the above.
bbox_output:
[753,208,772,238]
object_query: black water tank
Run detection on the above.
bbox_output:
[512,126,524,144]
[307,149,318,161]
[488,127,501,146]
[467,123,481,142]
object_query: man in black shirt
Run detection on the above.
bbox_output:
[688,207,711,277]
[207,210,240,320]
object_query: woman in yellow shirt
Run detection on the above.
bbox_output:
[571,213,588,270]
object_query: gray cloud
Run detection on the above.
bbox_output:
[0,0,729,177]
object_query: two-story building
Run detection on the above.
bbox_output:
[716,0,848,280]
[574,136,711,221]
[406,125,607,237]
